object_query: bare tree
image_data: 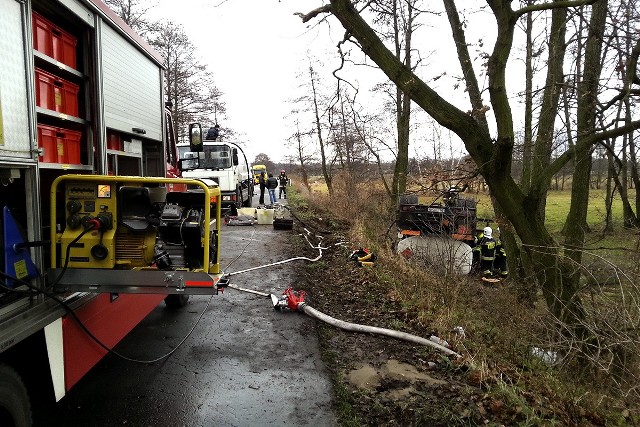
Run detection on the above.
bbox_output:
[309,65,335,196]
[104,0,155,34]
[145,21,225,141]
[254,153,275,174]
[297,0,640,334]
[369,0,423,203]
[602,0,640,228]
[105,2,226,141]
[287,118,315,192]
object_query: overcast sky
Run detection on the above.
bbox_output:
[146,0,342,164]
[143,1,515,165]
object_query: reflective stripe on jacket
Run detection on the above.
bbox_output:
[480,238,496,261]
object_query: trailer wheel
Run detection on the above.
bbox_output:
[0,363,32,427]
[164,294,190,308]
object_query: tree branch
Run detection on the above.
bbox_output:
[295,5,332,23]
[322,0,491,163]
[513,0,599,20]
[533,120,640,194]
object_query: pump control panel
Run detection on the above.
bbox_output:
[60,181,118,269]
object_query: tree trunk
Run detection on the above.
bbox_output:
[309,66,333,197]
[563,0,608,330]
[521,3,534,192]
[530,5,567,222]
[294,124,312,193]
[390,0,415,203]
[605,152,614,232]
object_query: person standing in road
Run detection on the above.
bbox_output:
[266,173,278,205]
[258,172,266,205]
[278,170,289,199]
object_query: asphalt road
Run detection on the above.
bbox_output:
[34,195,337,426]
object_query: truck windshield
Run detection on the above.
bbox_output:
[180,145,232,170]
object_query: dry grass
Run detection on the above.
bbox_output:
[291,174,640,424]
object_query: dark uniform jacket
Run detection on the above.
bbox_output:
[267,176,278,189]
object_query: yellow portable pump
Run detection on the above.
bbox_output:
[48,175,226,295]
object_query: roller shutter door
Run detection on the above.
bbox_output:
[100,22,162,142]
[0,0,31,158]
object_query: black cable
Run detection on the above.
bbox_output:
[1,220,213,364]
[221,223,256,275]
[1,270,209,363]
[49,224,96,287]
[0,274,39,295]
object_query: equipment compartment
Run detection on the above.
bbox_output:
[32,11,78,69]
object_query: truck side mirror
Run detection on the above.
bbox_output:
[189,123,203,152]
[232,148,239,166]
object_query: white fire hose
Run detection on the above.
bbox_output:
[297,302,461,358]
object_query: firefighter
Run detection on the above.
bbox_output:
[478,226,496,276]
[278,170,288,199]
[471,228,484,273]
[494,228,509,277]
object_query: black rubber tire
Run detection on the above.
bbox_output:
[0,363,32,427]
[273,220,293,230]
[164,294,190,308]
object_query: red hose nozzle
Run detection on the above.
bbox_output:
[283,287,306,311]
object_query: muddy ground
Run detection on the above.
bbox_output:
[291,211,609,427]
[292,223,487,427]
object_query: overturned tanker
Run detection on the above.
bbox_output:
[396,187,477,274]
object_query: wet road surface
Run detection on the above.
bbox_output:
[34,195,337,426]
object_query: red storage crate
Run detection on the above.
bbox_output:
[32,12,77,69]
[37,124,58,163]
[37,124,82,164]
[107,132,122,150]
[35,68,79,117]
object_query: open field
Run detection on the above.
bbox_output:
[473,188,635,233]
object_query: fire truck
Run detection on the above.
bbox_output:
[0,0,223,424]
